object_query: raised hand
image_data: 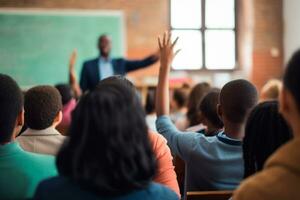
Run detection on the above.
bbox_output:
[158,32,180,72]
[156,32,180,116]
[68,49,82,98]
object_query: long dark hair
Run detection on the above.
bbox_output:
[243,101,292,178]
[56,76,156,196]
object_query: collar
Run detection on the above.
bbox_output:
[0,141,23,156]
[21,127,61,137]
[216,131,242,146]
[99,56,111,63]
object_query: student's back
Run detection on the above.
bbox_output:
[17,86,65,155]
[0,142,57,199]
[0,74,57,199]
[155,33,258,193]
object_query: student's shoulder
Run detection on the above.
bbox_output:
[22,150,56,166]
[147,183,179,200]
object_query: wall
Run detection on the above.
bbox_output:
[251,0,284,89]
[283,0,300,64]
[0,0,168,79]
[0,0,285,89]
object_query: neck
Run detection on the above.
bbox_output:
[291,119,300,138]
[223,123,245,139]
[100,54,109,59]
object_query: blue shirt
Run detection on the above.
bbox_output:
[34,176,179,200]
[99,57,114,80]
[156,116,243,192]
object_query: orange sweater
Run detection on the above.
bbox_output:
[149,131,180,197]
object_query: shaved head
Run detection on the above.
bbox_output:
[220,79,258,124]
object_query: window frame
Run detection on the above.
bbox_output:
[169,0,238,71]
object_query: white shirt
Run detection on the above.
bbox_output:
[16,127,66,156]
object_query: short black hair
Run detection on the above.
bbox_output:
[0,74,23,143]
[220,79,258,124]
[173,88,188,108]
[55,84,73,105]
[243,101,292,178]
[187,82,211,126]
[145,89,156,114]
[284,49,300,112]
[56,76,156,196]
[199,89,223,129]
[25,86,62,130]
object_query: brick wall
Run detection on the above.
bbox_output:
[252,0,284,89]
[0,0,168,78]
[0,0,284,88]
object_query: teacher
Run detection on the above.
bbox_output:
[80,34,159,92]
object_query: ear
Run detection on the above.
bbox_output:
[16,109,24,127]
[53,111,63,127]
[13,109,24,139]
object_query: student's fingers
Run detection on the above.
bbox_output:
[163,31,167,46]
[158,36,162,50]
[167,31,171,45]
[174,49,181,57]
[171,37,179,49]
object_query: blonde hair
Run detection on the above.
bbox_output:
[260,79,282,101]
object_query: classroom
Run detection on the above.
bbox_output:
[0,0,299,200]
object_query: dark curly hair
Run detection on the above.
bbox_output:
[56,76,157,196]
[243,101,292,178]
[0,74,23,143]
[24,86,62,130]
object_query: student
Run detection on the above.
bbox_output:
[171,88,189,130]
[156,33,258,193]
[97,76,180,197]
[243,101,292,178]
[145,88,157,131]
[196,89,224,136]
[186,82,211,127]
[233,49,300,200]
[33,79,178,200]
[0,74,57,199]
[55,84,77,135]
[260,79,282,101]
[17,86,65,155]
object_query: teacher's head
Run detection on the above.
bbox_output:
[98,34,112,58]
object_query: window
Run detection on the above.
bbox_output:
[170,0,236,70]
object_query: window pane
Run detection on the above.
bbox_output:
[205,30,235,69]
[171,30,202,70]
[171,0,201,29]
[206,0,235,28]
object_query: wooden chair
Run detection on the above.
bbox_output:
[186,190,233,200]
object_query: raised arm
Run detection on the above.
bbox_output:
[68,49,82,98]
[156,32,179,116]
[124,51,159,72]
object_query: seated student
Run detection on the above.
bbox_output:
[186,82,211,128]
[55,84,77,135]
[233,50,300,200]
[175,89,224,194]
[170,87,189,130]
[0,74,57,199]
[260,79,282,102]
[145,88,157,132]
[187,89,224,136]
[243,101,292,178]
[17,86,65,155]
[97,76,180,197]
[33,78,178,200]
[156,33,258,193]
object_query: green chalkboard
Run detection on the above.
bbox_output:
[0,10,124,87]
